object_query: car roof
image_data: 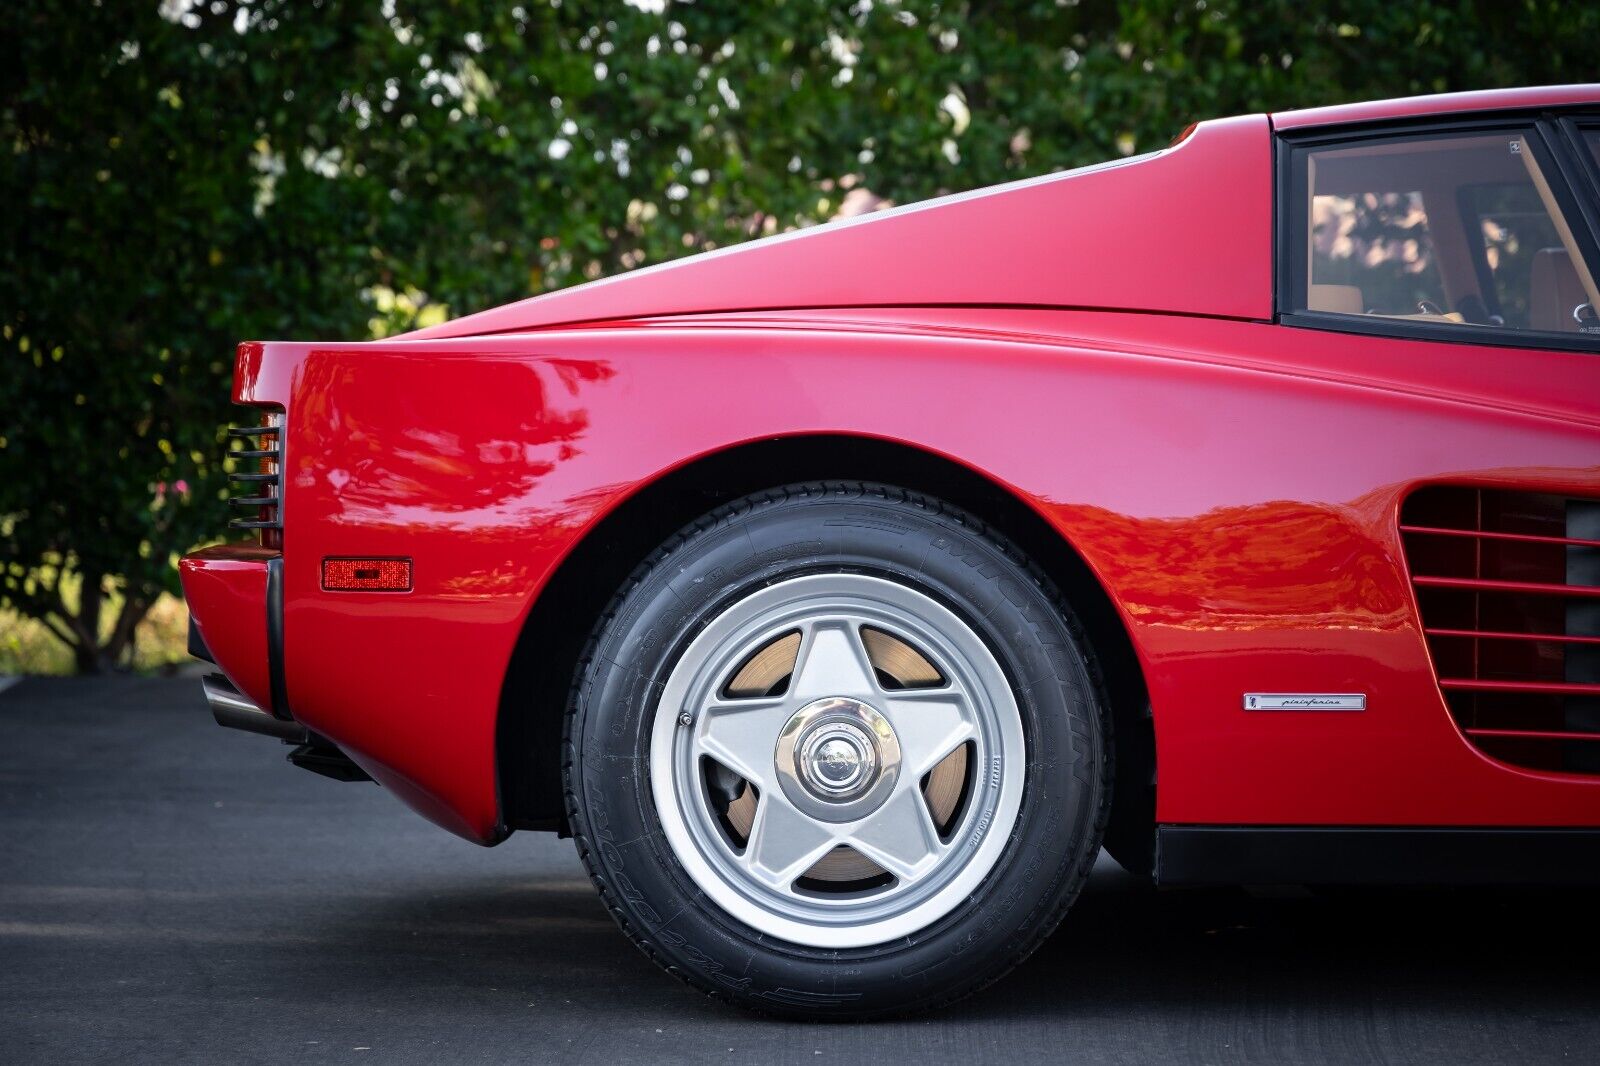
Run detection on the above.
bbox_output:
[1273,84,1600,131]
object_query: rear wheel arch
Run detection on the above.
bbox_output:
[495,434,1155,872]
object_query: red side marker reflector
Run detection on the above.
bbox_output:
[322,558,412,592]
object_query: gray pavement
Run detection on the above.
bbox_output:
[1,676,1596,1063]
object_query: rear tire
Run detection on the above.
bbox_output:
[563,482,1110,1018]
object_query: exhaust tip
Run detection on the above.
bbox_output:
[202,673,306,742]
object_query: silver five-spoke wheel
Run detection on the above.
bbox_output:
[651,572,1025,948]
[570,484,1108,1015]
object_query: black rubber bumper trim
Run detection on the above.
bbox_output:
[266,555,292,721]
[1156,825,1600,886]
[187,616,214,664]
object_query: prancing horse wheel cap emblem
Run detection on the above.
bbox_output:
[775,696,901,823]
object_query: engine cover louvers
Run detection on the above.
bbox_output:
[1401,486,1600,775]
[227,419,281,539]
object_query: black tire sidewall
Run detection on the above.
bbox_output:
[566,485,1105,1016]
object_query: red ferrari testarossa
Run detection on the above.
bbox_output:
[181,85,1600,1016]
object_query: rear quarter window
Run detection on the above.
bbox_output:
[1283,126,1600,344]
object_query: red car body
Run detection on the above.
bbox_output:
[181,86,1600,877]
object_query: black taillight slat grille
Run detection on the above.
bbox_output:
[226,417,281,535]
[1402,485,1600,775]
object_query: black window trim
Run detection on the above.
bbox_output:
[1554,116,1600,228]
[1274,107,1600,355]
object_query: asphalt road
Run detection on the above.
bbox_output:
[2,677,1597,1064]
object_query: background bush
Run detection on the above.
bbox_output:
[2,0,1596,672]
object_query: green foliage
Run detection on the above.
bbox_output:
[0,593,190,675]
[1,0,1595,671]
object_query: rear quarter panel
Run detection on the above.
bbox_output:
[238,313,1600,841]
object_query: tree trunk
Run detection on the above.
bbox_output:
[71,638,110,674]
[69,572,106,674]
[104,596,151,670]
[58,576,150,675]
[78,571,103,647]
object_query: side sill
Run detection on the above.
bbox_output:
[1155,825,1600,887]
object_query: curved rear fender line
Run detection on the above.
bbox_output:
[495,430,1155,838]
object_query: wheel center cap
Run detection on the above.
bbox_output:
[775,696,901,822]
[802,726,875,796]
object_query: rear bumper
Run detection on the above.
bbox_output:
[179,544,291,727]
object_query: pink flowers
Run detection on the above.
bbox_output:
[151,479,192,505]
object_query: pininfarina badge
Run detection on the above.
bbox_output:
[1243,693,1368,711]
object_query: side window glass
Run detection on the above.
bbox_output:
[1309,188,1446,317]
[1289,130,1600,337]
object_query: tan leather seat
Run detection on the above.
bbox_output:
[1530,247,1586,332]
[1308,283,1363,315]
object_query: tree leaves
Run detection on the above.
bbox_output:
[1,0,1592,670]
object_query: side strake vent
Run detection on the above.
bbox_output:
[227,413,282,544]
[1401,486,1600,775]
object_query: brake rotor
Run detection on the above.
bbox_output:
[725,631,802,697]
[861,626,943,687]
